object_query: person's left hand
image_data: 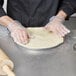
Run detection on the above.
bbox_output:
[44,16,70,37]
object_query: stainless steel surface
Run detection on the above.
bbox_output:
[64,17,76,30]
[0,19,76,76]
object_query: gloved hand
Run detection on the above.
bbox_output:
[45,16,70,37]
[7,20,29,44]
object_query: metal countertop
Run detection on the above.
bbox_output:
[0,24,76,76]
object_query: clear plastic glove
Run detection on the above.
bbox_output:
[7,20,29,44]
[45,16,70,37]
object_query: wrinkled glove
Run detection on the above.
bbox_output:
[7,20,29,44]
[45,16,70,37]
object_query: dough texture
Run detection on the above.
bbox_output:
[0,68,6,75]
[17,27,64,49]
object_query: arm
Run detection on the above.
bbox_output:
[60,0,76,17]
[56,10,67,20]
[0,16,14,26]
[44,0,76,37]
[0,0,29,44]
[55,0,76,21]
[45,0,76,37]
[45,10,70,37]
[0,16,29,44]
[0,0,14,26]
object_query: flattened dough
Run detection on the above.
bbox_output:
[17,27,64,49]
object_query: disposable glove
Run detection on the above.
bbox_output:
[45,16,70,37]
[7,20,29,44]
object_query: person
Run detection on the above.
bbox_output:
[0,0,76,44]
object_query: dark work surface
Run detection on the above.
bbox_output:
[0,17,76,76]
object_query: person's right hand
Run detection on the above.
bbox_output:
[7,20,29,44]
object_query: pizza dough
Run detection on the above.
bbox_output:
[0,68,6,75]
[17,27,64,49]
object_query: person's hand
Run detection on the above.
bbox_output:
[44,16,70,37]
[7,20,29,44]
